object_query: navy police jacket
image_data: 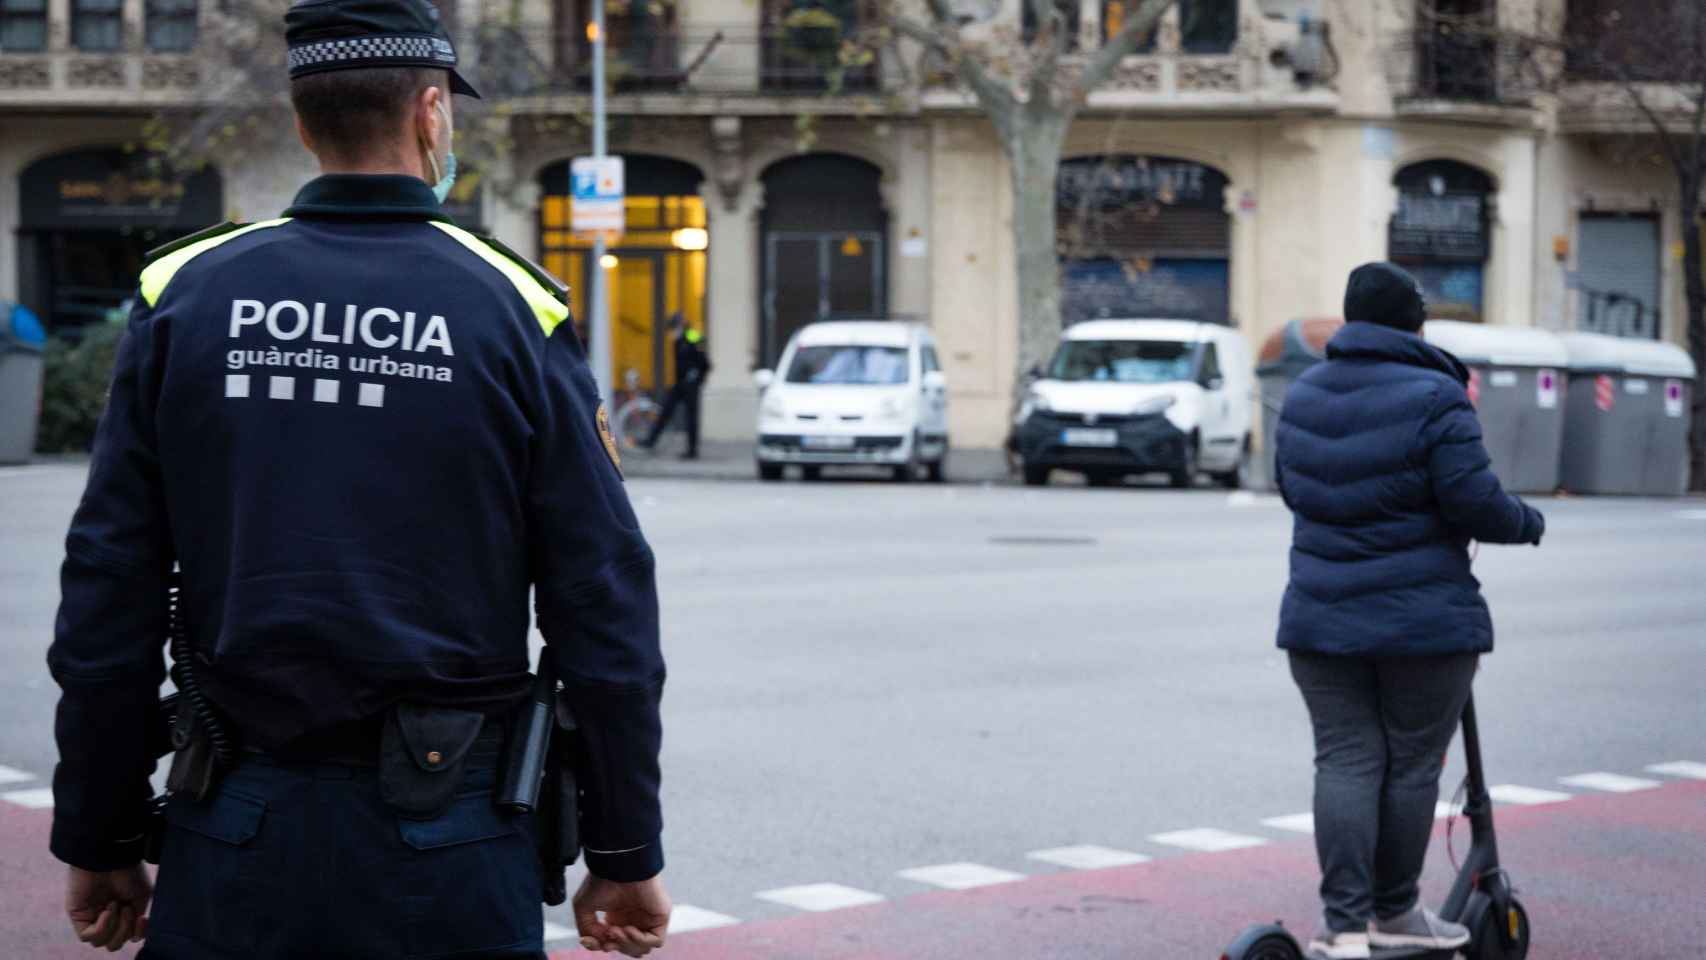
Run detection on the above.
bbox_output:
[48,175,665,881]
[1274,322,1544,657]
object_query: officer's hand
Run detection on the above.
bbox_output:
[66,864,152,951]
[573,874,671,956]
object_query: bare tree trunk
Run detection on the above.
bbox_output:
[1682,188,1706,491]
[1006,109,1068,388]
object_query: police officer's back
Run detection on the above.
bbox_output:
[46,1,671,954]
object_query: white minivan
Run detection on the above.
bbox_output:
[753,321,950,482]
[1012,319,1254,488]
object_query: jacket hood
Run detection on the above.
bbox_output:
[1325,322,1470,385]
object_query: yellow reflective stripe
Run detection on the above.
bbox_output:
[429,221,569,337]
[138,219,292,307]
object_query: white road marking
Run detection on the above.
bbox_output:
[1025,845,1151,870]
[1559,772,1661,793]
[1489,784,1572,805]
[1675,509,1706,521]
[1227,491,1284,508]
[1435,801,1456,819]
[668,905,741,934]
[1,787,55,809]
[542,921,575,942]
[1261,813,1316,834]
[897,862,1025,890]
[1149,827,1269,852]
[0,765,35,786]
[755,883,885,912]
[1647,761,1706,780]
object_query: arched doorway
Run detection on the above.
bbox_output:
[1056,154,1232,326]
[17,148,222,332]
[538,154,707,393]
[1390,159,1495,322]
[759,153,886,366]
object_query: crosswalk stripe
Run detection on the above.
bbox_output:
[1025,845,1151,870]
[755,883,885,912]
[542,921,575,942]
[1646,761,1706,780]
[1149,827,1269,852]
[1435,801,1456,819]
[1559,772,1661,793]
[1260,813,1316,834]
[897,862,1025,890]
[669,905,741,934]
[0,764,36,786]
[1489,784,1571,805]
[1,788,55,809]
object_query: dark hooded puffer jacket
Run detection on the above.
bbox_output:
[1274,323,1545,656]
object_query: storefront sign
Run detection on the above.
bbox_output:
[1057,155,1229,211]
[19,148,222,230]
[1390,191,1488,261]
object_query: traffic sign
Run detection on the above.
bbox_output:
[571,156,625,235]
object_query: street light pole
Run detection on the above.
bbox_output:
[589,1,612,399]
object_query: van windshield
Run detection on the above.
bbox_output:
[1048,340,1196,383]
[786,345,911,385]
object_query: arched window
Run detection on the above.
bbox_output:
[1390,159,1494,322]
[759,153,886,364]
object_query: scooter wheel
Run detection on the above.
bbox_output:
[1469,898,1530,960]
[1223,931,1304,960]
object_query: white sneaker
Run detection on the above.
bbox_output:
[1369,905,1471,950]
[1305,929,1371,960]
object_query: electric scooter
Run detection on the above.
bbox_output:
[1222,694,1531,960]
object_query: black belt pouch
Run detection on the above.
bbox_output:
[380,704,486,819]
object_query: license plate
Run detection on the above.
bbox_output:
[1061,428,1119,448]
[802,435,856,451]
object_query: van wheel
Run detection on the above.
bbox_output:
[1022,464,1050,487]
[758,462,784,482]
[1170,437,1199,489]
[801,465,822,482]
[926,456,947,483]
[1217,439,1252,490]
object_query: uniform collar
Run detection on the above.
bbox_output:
[285,174,450,221]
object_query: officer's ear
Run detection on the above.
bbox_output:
[414,77,449,152]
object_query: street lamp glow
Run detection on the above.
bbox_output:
[599,254,619,270]
[671,227,709,251]
[585,21,600,42]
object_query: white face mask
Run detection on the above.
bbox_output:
[421,98,456,204]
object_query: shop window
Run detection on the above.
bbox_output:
[0,0,48,51]
[553,0,682,90]
[146,0,197,51]
[73,0,123,51]
[1390,159,1493,322]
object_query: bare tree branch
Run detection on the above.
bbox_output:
[895,0,1018,128]
[1077,0,1173,96]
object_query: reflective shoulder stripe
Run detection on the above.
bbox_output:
[138,218,293,307]
[430,221,570,338]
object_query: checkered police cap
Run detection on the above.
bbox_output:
[285,0,480,97]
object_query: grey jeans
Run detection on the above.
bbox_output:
[1288,650,1478,934]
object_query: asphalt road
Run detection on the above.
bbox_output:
[2,463,1704,956]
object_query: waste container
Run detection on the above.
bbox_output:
[0,302,47,464]
[1559,333,1696,496]
[1422,321,1569,494]
[1255,317,1343,490]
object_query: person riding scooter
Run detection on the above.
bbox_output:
[1272,262,1545,960]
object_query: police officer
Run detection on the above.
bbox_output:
[46,1,670,955]
[641,313,710,459]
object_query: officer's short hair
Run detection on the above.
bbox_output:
[290,67,448,162]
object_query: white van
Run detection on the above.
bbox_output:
[753,321,949,482]
[1013,319,1254,488]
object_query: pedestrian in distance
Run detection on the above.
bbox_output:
[45,0,670,955]
[641,312,711,460]
[1272,262,1545,960]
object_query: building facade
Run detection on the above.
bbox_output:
[0,0,1691,451]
